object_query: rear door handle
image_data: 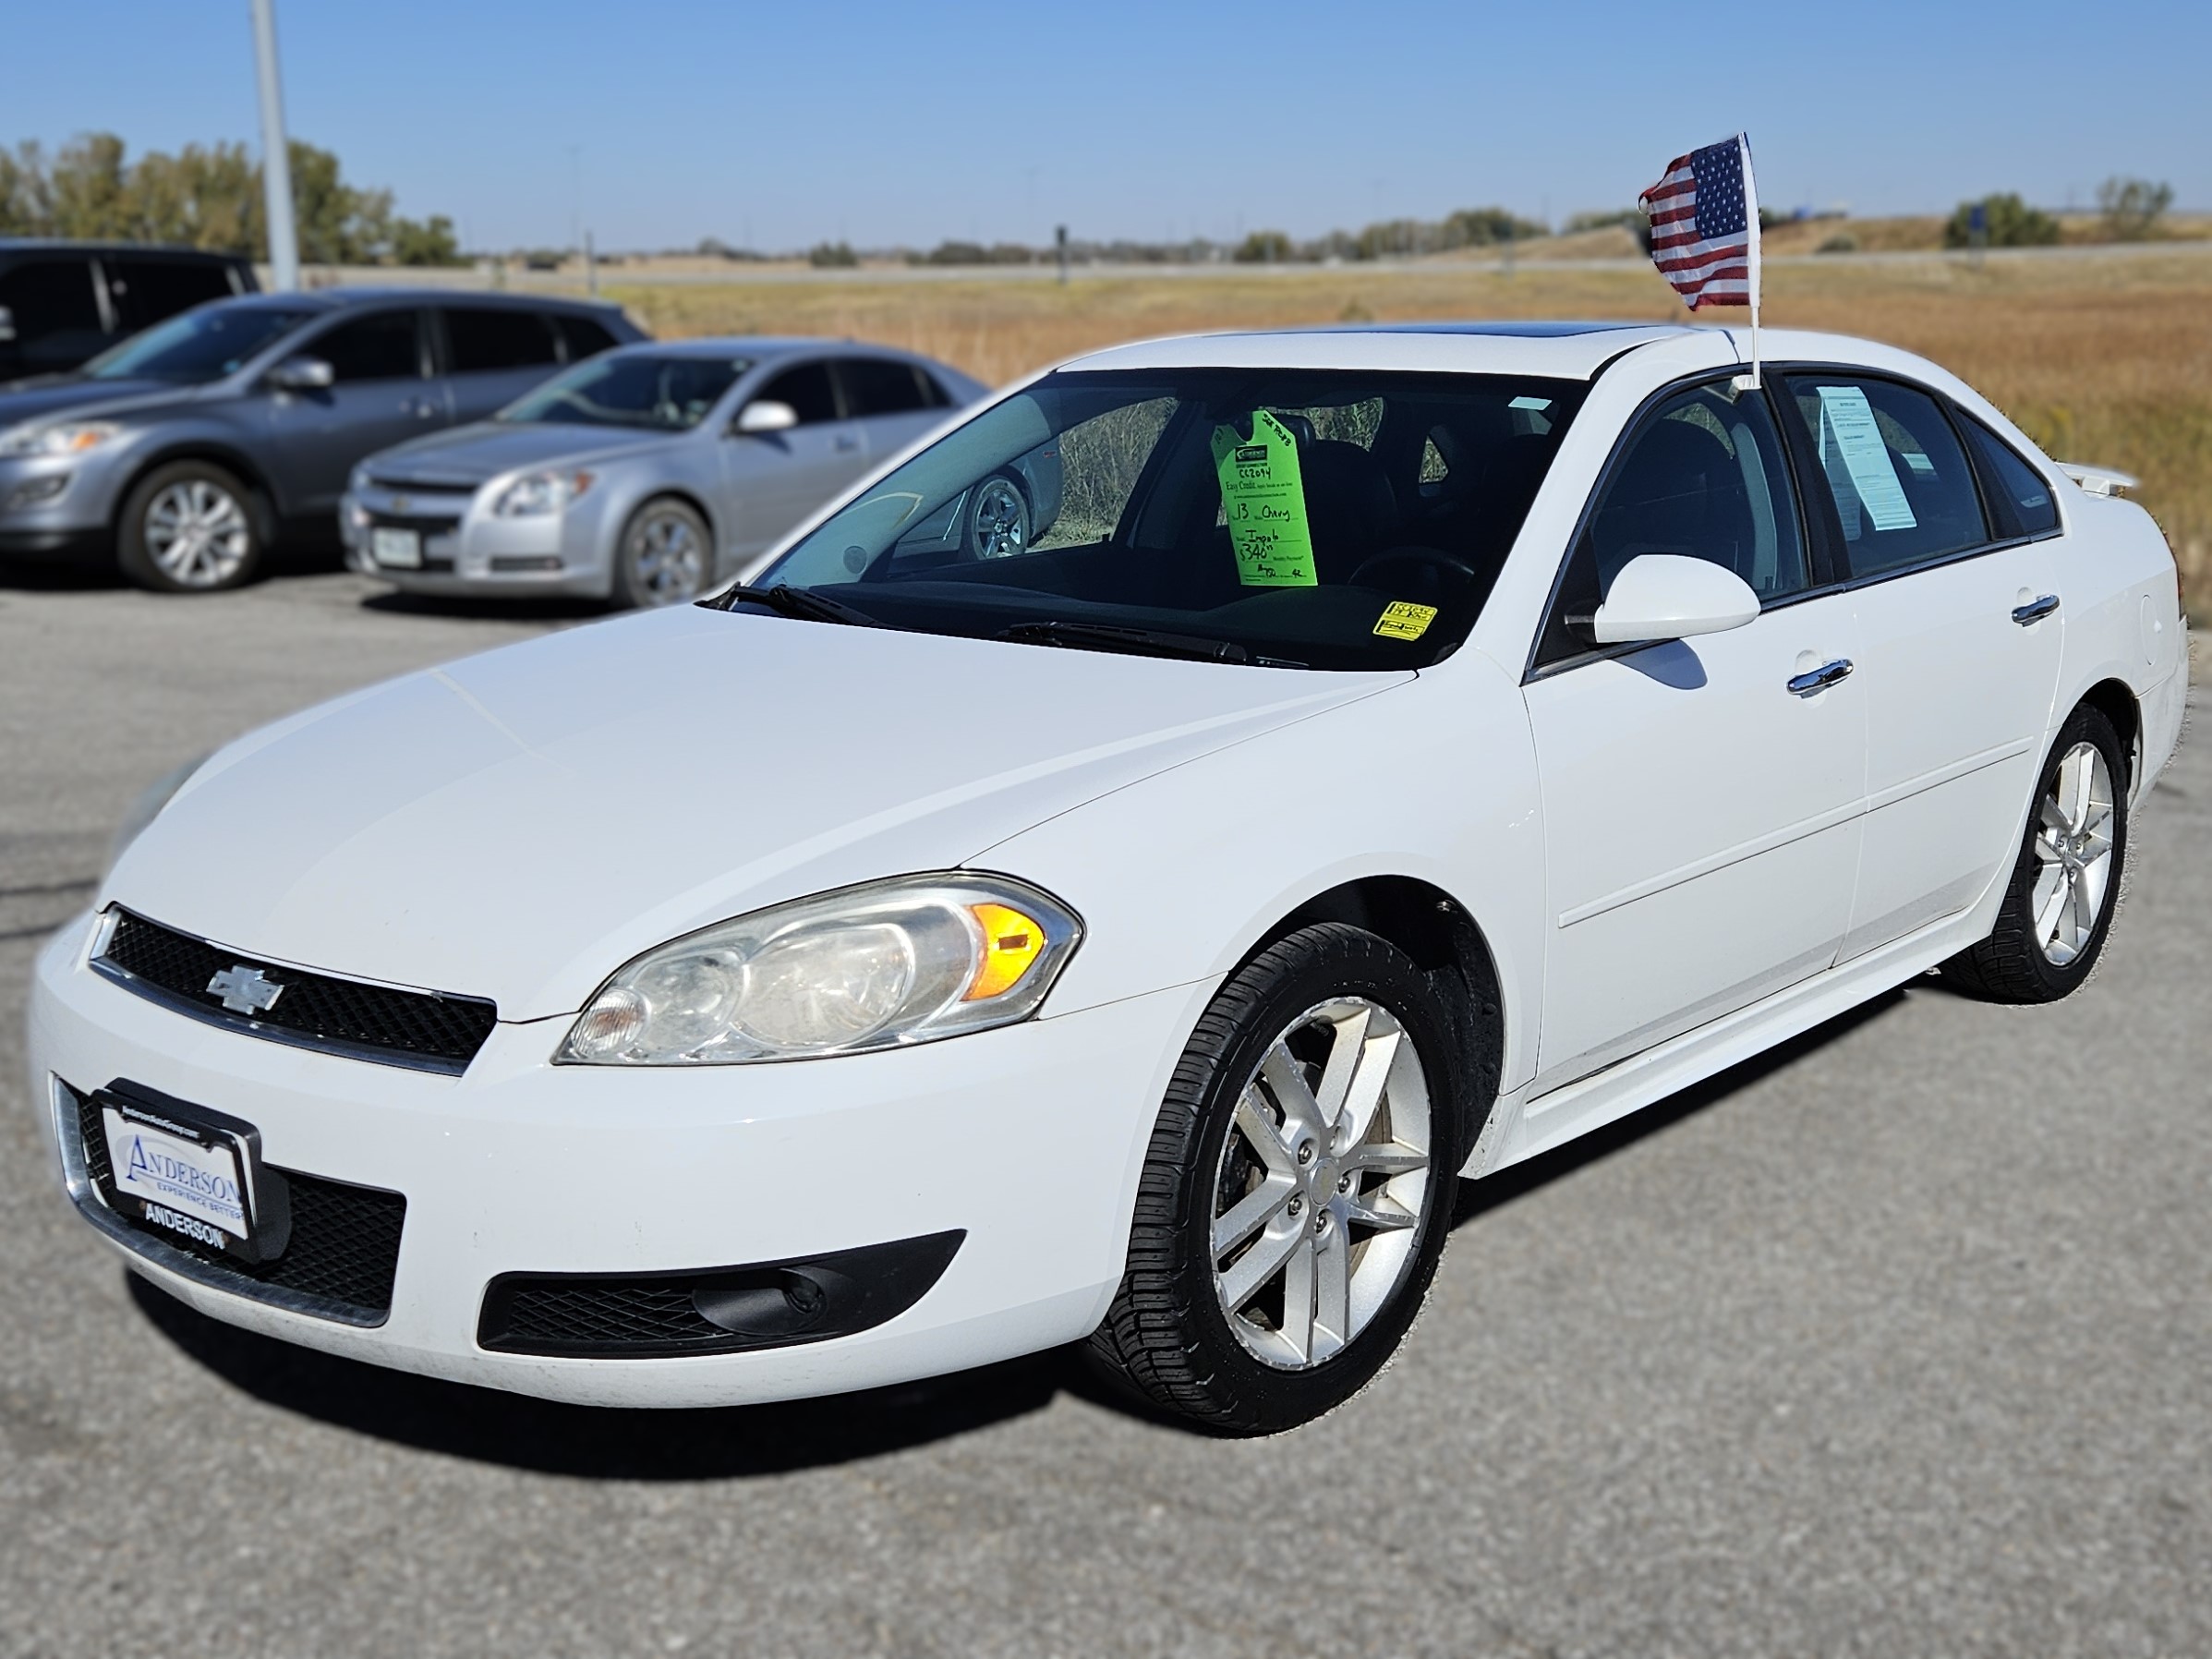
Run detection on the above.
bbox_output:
[2012,593,2061,625]
[1787,658,1855,696]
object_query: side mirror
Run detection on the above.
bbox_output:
[268,355,335,393]
[1589,553,1760,645]
[733,399,799,436]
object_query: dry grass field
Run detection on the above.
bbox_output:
[610,248,2212,617]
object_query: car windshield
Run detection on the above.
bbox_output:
[747,368,1587,671]
[80,305,319,382]
[500,354,752,431]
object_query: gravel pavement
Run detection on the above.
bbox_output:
[2,572,2204,1658]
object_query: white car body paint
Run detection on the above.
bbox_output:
[29,323,2187,1407]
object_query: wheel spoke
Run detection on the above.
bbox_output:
[1233,1088,1298,1175]
[1311,1002,1369,1124]
[1311,1224,1350,1362]
[2034,873,2072,950]
[2062,749,2094,833]
[1339,1191,1420,1231]
[1218,1221,1300,1314]
[1276,1234,1316,1362]
[1212,1178,1294,1259]
[1260,1041,1330,1140]
[1335,1025,1399,1151]
[1340,1140,1426,1178]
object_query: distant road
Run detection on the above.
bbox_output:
[276,236,2212,294]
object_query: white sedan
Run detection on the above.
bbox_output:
[30,321,2186,1434]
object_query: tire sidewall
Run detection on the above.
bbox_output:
[1175,928,1466,1429]
[116,461,264,593]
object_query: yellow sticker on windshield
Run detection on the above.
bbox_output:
[1373,601,1437,641]
[1212,410,1317,587]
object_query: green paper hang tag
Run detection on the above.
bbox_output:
[1212,409,1318,587]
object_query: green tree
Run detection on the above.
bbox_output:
[1233,229,1295,263]
[47,132,133,238]
[1943,192,2060,248]
[388,213,462,266]
[807,239,857,268]
[2097,176,2172,241]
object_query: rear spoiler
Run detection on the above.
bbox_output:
[2056,462,2139,498]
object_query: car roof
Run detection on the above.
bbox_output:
[0,237,251,261]
[186,286,628,319]
[1059,321,1698,381]
[602,336,925,360]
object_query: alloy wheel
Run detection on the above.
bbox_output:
[1210,997,1434,1370]
[967,477,1028,559]
[143,479,251,588]
[630,510,706,604]
[2033,741,2116,965]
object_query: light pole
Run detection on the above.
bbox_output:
[249,0,299,290]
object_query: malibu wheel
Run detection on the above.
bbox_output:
[613,497,712,609]
[116,461,265,592]
[961,474,1030,560]
[1084,924,1465,1434]
[1940,703,2129,1002]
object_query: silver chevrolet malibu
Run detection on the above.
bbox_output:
[340,337,1044,608]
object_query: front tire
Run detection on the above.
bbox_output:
[1084,924,1467,1435]
[1939,703,2129,1002]
[961,473,1030,560]
[611,497,712,609]
[116,461,265,592]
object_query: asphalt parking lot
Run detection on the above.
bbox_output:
[1,571,2205,1659]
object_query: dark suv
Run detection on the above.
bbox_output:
[0,286,644,590]
[0,241,257,381]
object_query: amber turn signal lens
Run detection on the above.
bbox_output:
[965,902,1045,1000]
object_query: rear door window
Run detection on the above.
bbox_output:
[105,259,238,333]
[836,357,932,418]
[313,309,427,382]
[443,307,561,374]
[0,257,105,365]
[1956,414,2060,539]
[754,361,839,424]
[556,314,620,361]
[1781,374,1989,579]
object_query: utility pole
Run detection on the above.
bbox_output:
[249,0,299,290]
[1056,224,1069,285]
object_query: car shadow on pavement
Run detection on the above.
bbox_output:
[126,990,1907,1471]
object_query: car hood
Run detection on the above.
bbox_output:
[0,376,191,427]
[362,420,676,487]
[109,606,1409,1021]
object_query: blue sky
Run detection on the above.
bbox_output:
[5,1,2205,252]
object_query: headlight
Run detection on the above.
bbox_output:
[558,874,1082,1066]
[106,753,211,877]
[490,468,594,516]
[0,420,121,457]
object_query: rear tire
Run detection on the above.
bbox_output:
[611,497,712,609]
[1939,703,2128,1002]
[1082,924,1468,1435]
[115,460,265,593]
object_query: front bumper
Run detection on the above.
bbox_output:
[0,450,125,555]
[342,481,617,599]
[30,911,1205,1407]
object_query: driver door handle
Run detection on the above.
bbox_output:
[2013,593,2061,625]
[1787,658,1855,697]
[405,397,441,419]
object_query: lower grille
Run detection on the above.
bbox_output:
[73,1084,405,1325]
[97,907,497,1074]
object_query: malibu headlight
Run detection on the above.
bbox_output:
[559,874,1082,1065]
[0,420,120,457]
[491,468,594,516]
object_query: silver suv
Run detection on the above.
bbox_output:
[0,287,642,591]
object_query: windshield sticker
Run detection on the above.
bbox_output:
[1373,601,1438,641]
[1212,410,1318,587]
[1815,385,1916,536]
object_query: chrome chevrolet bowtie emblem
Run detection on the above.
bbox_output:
[207,964,284,1016]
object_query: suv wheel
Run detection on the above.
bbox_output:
[116,461,265,593]
[1084,924,1468,1434]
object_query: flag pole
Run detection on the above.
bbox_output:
[1740,131,1761,389]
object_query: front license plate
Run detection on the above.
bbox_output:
[93,1086,290,1265]
[370,527,422,568]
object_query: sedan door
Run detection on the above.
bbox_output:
[1776,374,2065,960]
[266,307,446,515]
[1520,377,1867,1095]
[718,359,868,559]
[832,356,952,465]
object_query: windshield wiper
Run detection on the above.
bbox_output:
[996,619,1251,664]
[707,583,882,627]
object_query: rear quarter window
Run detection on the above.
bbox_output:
[1956,414,2060,539]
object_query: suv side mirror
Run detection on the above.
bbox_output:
[1589,553,1760,645]
[268,355,335,393]
[734,399,798,436]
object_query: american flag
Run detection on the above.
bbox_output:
[1641,136,1759,310]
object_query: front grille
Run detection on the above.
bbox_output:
[364,510,464,536]
[74,1085,405,1324]
[98,908,497,1074]
[363,472,477,494]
